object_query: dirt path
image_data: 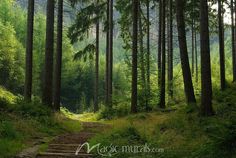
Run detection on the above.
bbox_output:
[36,122,108,158]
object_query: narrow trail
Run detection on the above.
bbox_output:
[36,122,108,158]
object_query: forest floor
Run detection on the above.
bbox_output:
[1,85,236,158]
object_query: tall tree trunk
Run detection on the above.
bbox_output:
[191,20,195,76]
[94,0,100,112]
[42,0,55,107]
[200,0,214,116]
[231,0,236,82]
[105,0,109,105]
[146,0,150,109]
[195,29,198,83]
[157,0,162,106]
[24,0,35,101]
[176,0,196,104]
[218,0,226,90]
[131,0,139,113]
[53,0,63,110]
[139,5,147,110]
[168,0,173,98]
[160,0,166,108]
[108,0,113,107]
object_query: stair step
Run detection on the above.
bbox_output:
[36,152,93,158]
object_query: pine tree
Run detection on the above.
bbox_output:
[42,0,55,106]
[24,0,35,101]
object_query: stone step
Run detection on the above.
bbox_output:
[36,152,93,158]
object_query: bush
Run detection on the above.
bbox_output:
[0,97,10,109]
[0,121,18,139]
[14,99,52,118]
[98,104,130,120]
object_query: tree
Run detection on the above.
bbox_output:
[218,0,225,90]
[105,0,109,106]
[157,0,162,97]
[53,0,63,110]
[107,0,113,107]
[200,0,214,116]
[94,0,100,112]
[175,0,196,104]
[138,1,147,110]
[146,0,151,107]
[231,0,236,82]
[131,0,138,113]
[159,0,166,108]
[168,0,173,98]
[24,0,34,101]
[42,0,55,106]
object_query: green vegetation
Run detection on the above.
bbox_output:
[0,88,81,158]
[90,85,236,158]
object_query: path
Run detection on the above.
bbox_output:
[36,122,108,158]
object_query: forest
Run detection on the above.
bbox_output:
[0,0,236,157]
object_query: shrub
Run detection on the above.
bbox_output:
[0,121,18,139]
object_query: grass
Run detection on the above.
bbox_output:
[89,84,236,158]
[0,88,82,158]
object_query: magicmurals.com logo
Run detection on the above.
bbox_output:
[75,142,164,157]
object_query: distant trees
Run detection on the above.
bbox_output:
[24,0,34,101]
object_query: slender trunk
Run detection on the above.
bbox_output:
[160,0,166,108]
[200,0,214,116]
[191,20,195,76]
[94,0,100,112]
[176,0,196,104]
[139,5,147,110]
[146,0,151,109]
[105,0,109,105]
[231,0,236,82]
[24,0,34,101]
[168,0,173,98]
[218,0,226,90]
[195,28,198,83]
[108,0,113,107]
[42,0,55,107]
[131,0,139,113]
[53,0,63,110]
[157,0,162,105]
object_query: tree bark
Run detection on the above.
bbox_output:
[146,0,151,108]
[139,4,147,110]
[131,0,139,113]
[195,29,198,83]
[105,0,109,105]
[108,0,113,107]
[42,0,55,107]
[218,0,226,90]
[160,0,166,108]
[231,0,236,82]
[158,0,162,94]
[94,0,100,112]
[53,0,63,110]
[175,0,196,104]
[24,0,35,101]
[200,0,214,116]
[168,0,173,98]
